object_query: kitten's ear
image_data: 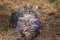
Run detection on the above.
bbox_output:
[32,7,38,12]
[32,7,39,16]
[18,7,25,13]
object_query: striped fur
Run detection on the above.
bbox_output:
[10,7,40,40]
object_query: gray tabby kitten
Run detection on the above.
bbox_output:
[10,7,40,40]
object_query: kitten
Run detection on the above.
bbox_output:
[10,7,40,40]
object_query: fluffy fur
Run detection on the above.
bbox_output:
[10,7,40,40]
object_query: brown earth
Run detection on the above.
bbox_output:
[0,0,60,40]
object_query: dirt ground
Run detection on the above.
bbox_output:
[0,0,60,40]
